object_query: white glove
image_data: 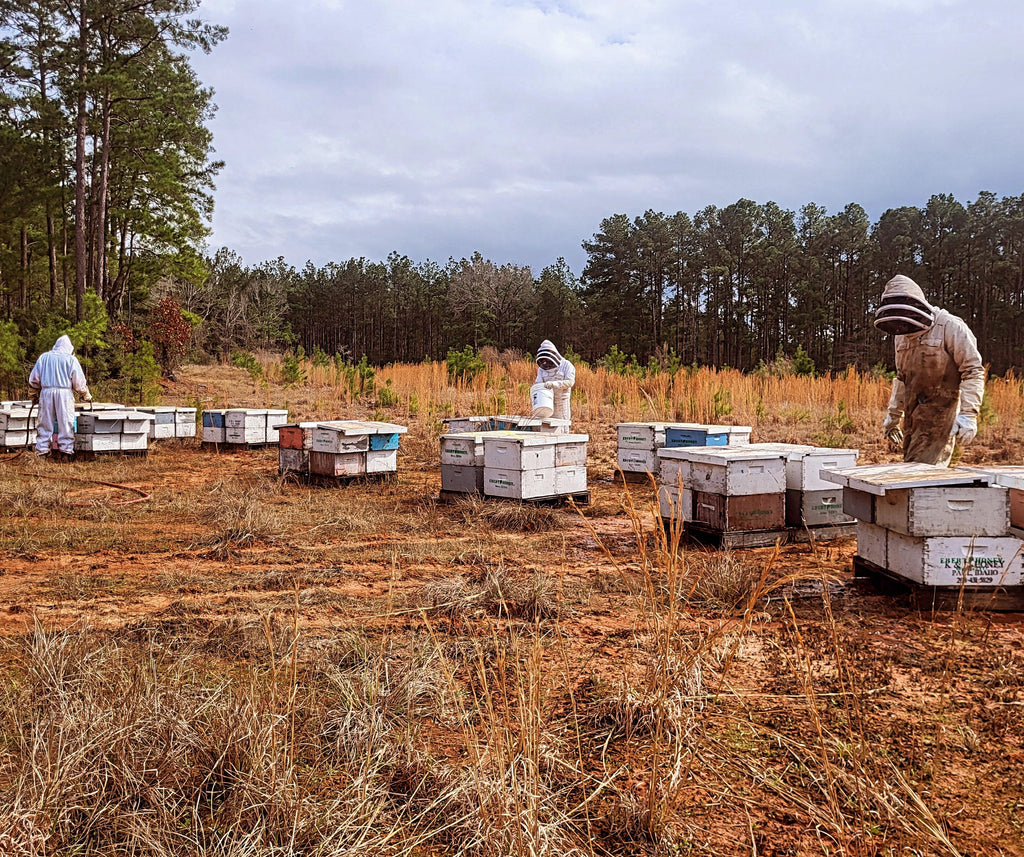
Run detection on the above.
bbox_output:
[882,412,903,445]
[543,381,555,389]
[83,390,93,402]
[951,413,977,444]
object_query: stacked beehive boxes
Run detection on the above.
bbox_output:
[74,409,153,453]
[440,431,487,495]
[277,422,318,475]
[201,408,288,446]
[616,422,751,479]
[137,406,198,440]
[750,443,859,529]
[821,463,1022,589]
[481,431,589,500]
[201,408,227,443]
[306,421,408,480]
[1,406,39,448]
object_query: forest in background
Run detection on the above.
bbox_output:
[3,2,1024,395]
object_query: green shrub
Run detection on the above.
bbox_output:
[121,341,161,404]
[378,379,399,408]
[446,346,486,382]
[281,353,306,386]
[231,350,262,380]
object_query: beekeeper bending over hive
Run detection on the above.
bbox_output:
[873,274,985,466]
[532,340,575,431]
[29,334,91,459]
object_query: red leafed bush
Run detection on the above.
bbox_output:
[150,297,193,373]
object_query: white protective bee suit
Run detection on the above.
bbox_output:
[28,335,91,456]
[873,275,985,466]
[534,340,575,431]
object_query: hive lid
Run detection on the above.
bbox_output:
[746,443,859,459]
[316,420,408,435]
[963,465,1024,491]
[481,430,558,446]
[657,445,788,464]
[819,463,992,495]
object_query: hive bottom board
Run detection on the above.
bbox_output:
[438,489,591,507]
[660,519,856,549]
[852,555,1024,612]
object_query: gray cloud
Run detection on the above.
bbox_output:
[190,0,1024,274]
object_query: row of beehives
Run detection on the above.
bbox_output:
[617,421,753,475]
[202,408,289,445]
[656,442,859,532]
[277,420,407,477]
[1,402,195,451]
[821,463,1024,588]
[439,430,589,499]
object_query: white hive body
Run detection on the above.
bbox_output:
[475,431,588,500]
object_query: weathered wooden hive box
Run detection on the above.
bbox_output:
[821,463,1021,588]
[277,422,318,474]
[225,409,268,445]
[963,466,1024,537]
[481,431,588,500]
[174,407,197,438]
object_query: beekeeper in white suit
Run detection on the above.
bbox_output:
[873,275,985,466]
[533,340,575,431]
[28,335,91,459]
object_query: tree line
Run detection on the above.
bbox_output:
[1,0,1022,384]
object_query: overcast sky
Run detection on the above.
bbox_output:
[189,0,1023,276]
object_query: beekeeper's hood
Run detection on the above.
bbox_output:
[52,335,75,355]
[873,275,936,336]
[536,340,564,369]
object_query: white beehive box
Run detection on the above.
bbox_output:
[366,449,398,474]
[443,416,492,434]
[483,432,557,471]
[75,433,122,452]
[440,432,486,467]
[174,407,197,425]
[554,465,587,494]
[484,467,556,500]
[820,463,991,495]
[963,466,1024,534]
[312,424,371,454]
[226,424,267,444]
[265,409,289,442]
[119,432,149,452]
[618,447,659,474]
[121,411,153,434]
[516,417,571,433]
[617,422,667,450]
[785,447,859,492]
[856,522,889,568]
[225,408,264,429]
[3,431,29,447]
[659,485,694,521]
[554,434,588,467]
[874,486,1009,537]
[77,411,129,434]
[5,408,38,431]
[150,421,176,440]
[681,447,787,496]
[886,532,1024,587]
[657,448,692,487]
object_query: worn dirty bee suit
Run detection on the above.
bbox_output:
[873,275,985,466]
[534,340,575,432]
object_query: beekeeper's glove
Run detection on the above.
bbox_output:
[882,412,903,445]
[83,390,93,402]
[951,413,977,443]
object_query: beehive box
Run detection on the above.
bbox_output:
[683,447,787,496]
[0,408,38,432]
[554,435,588,467]
[873,486,1009,537]
[77,411,127,434]
[139,406,176,440]
[483,432,557,471]
[440,433,486,467]
[278,447,309,473]
[693,490,785,531]
[820,463,991,496]
[441,464,485,494]
[309,450,366,478]
[366,449,398,474]
[202,409,227,428]
[659,484,694,521]
[443,416,492,434]
[657,448,691,487]
[265,409,289,442]
[75,433,123,452]
[617,447,659,474]
[483,467,556,500]
[784,447,858,492]
[279,422,318,450]
[119,432,149,452]
[856,522,889,568]
[226,424,267,445]
[2,431,29,447]
[617,422,668,450]
[311,424,370,454]
[225,409,264,429]
[202,425,226,443]
[515,417,572,434]
[554,465,587,494]
[963,466,1024,533]
[664,424,731,448]
[886,532,1024,587]
[785,489,851,527]
[843,488,876,523]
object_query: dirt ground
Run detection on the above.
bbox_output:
[1,365,1022,856]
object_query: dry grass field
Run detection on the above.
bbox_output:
[0,356,1022,856]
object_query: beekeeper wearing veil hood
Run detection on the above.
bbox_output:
[28,335,92,459]
[533,340,575,431]
[873,275,985,466]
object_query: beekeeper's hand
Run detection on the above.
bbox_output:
[83,390,93,402]
[951,413,977,443]
[882,412,903,446]
[543,381,555,389]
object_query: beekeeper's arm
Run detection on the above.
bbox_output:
[28,359,42,390]
[883,378,905,443]
[948,319,985,442]
[544,361,575,390]
[70,357,92,400]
